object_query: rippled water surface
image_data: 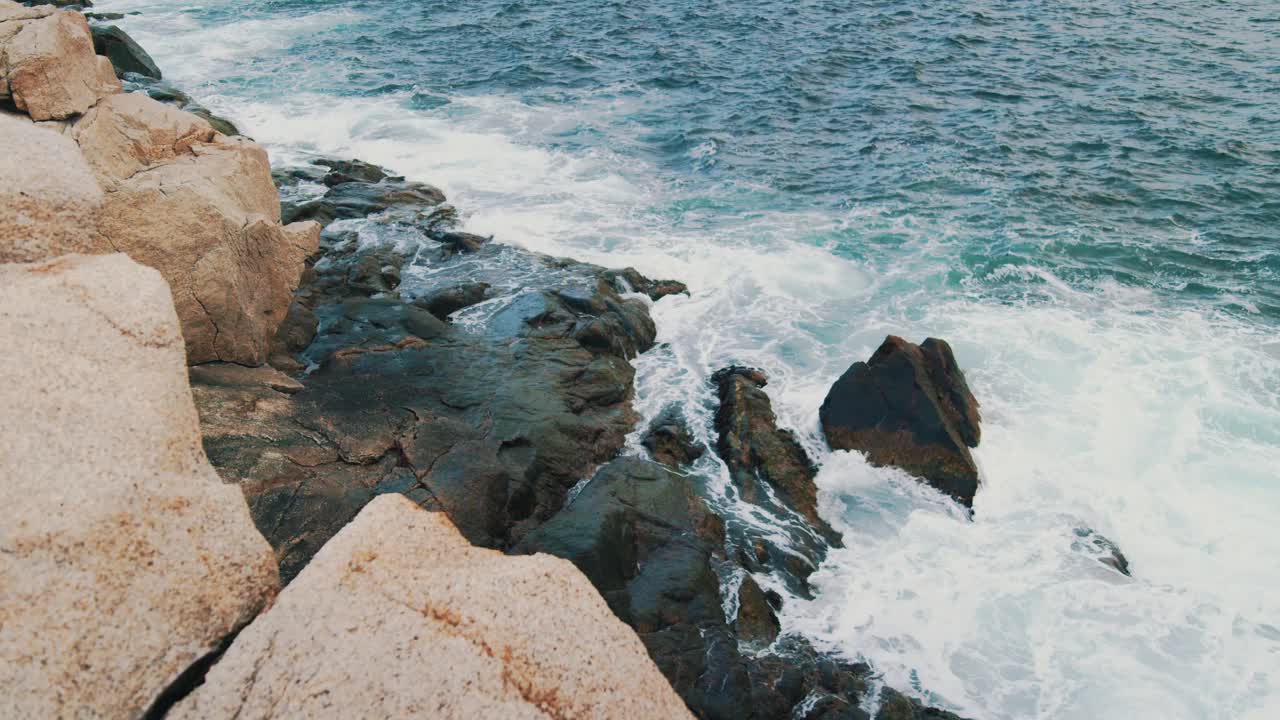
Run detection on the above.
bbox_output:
[98,1,1280,717]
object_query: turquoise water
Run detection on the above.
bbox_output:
[99,1,1280,717]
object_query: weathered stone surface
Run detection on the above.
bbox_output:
[820,336,982,507]
[0,111,108,261]
[642,403,705,468]
[735,574,781,647]
[89,114,320,365]
[172,494,692,720]
[192,237,656,583]
[515,457,748,719]
[0,254,279,719]
[0,4,119,119]
[875,688,967,720]
[72,91,216,183]
[413,280,491,320]
[603,266,690,301]
[90,24,159,79]
[714,365,838,541]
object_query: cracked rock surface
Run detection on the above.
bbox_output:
[0,254,279,719]
[171,494,692,720]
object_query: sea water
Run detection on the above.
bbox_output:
[95,1,1280,717]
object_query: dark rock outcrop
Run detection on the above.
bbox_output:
[90,24,159,79]
[604,266,690,301]
[713,366,838,543]
[277,158,446,227]
[514,458,747,718]
[820,336,982,507]
[875,688,967,720]
[192,161,674,582]
[412,281,490,320]
[1072,527,1131,576]
[642,403,705,468]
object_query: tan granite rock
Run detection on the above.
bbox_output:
[173,494,693,720]
[0,253,280,719]
[0,111,108,261]
[73,91,219,184]
[0,3,120,120]
[88,123,320,365]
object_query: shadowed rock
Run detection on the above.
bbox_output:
[713,365,839,543]
[604,266,690,301]
[90,24,159,78]
[413,281,491,320]
[820,336,982,507]
[642,403,705,468]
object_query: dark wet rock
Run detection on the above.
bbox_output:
[735,575,781,647]
[24,0,92,7]
[1073,527,1131,576]
[345,244,406,296]
[271,164,327,188]
[90,25,160,79]
[713,365,838,542]
[746,636,875,720]
[282,178,445,227]
[603,266,690,301]
[314,157,397,186]
[412,281,490,320]
[436,230,489,258]
[515,457,750,720]
[820,336,982,508]
[186,106,240,136]
[84,12,125,21]
[325,180,446,219]
[193,203,659,582]
[875,688,967,720]
[267,300,318,373]
[641,403,705,468]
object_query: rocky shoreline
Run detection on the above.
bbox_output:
[0,2,1050,717]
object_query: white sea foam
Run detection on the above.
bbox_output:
[97,2,1280,717]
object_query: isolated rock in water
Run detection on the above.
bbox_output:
[1072,527,1131,576]
[0,3,119,119]
[642,403,705,468]
[315,156,395,185]
[820,336,982,507]
[172,494,692,720]
[90,24,160,78]
[77,93,320,364]
[0,254,279,719]
[713,365,838,541]
[0,112,108,261]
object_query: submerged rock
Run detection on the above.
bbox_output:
[172,494,693,719]
[641,403,705,468]
[820,336,982,507]
[1073,527,1131,576]
[714,365,839,542]
[0,254,279,718]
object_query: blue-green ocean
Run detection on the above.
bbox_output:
[98,1,1280,717]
